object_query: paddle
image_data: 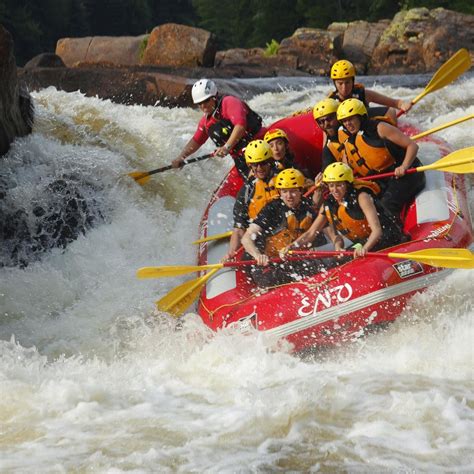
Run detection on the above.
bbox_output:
[397,48,471,118]
[137,247,474,281]
[156,267,220,316]
[137,255,313,279]
[192,230,233,245]
[289,248,474,269]
[410,114,474,140]
[359,146,474,181]
[128,153,213,184]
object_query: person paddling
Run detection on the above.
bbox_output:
[241,168,323,287]
[223,139,280,261]
[171,79,266,177]
[336,98,426,221]
[290,162,404,259]
[329,60,413,124]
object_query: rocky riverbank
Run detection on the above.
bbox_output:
[16,7,473,109]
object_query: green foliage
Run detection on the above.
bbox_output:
[263,39,279,57]
[138,34,149,59]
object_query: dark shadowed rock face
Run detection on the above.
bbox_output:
[0,173,106,268]
[0,26,34,157]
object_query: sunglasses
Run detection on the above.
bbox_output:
[316,113,337,126]
[250,161,271,168]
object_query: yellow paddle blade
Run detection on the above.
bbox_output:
[387,248,474,269]
[128,171,151,184]
[417,147,474,174]
[411,114,474,140]
[156,268,220,317]
[137,263,223,279]
[192,230,233,244]
[412,48,472,104]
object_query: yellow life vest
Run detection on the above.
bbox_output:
[264,211,314,257]
[247,177,279,220]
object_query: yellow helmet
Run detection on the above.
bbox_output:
[330,60,356,80]
[244,139,273,164]
[264,128,288,143]
[313,98,340,120]
[337,98,367,121]
[323,162,354,183]
[275,168,305,189]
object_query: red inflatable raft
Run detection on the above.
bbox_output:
[195,111,472,353]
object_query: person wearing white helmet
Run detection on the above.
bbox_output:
[171,79,265,176]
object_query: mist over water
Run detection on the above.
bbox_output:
[1,75,473,471]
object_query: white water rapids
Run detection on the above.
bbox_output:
[1,76,473,472]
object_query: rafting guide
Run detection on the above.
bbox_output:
[171,78,266,177]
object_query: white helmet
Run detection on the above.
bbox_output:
[192,79,217,104]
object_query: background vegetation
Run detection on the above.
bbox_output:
[0,0,472,65]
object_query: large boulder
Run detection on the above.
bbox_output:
[0,25,34,157]
[277,28,342,75]
[370,8,474,74]
[141,23,217,67]
[340,19,391,74]
[56,35,147,67]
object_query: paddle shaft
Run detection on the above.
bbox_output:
[221,255,319,269]
[146,153,213,177]
[411,114,474,140]
[397,48,471,118]
[358,156,472,181]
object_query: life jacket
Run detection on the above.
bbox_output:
[247,176,279,220]
[206,95,263,151]
[329,83,367,105]
[325,128,350,163]
[264,209,314,257]
[324,183,392,243]
[342,119,405,177]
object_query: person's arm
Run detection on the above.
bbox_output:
[222,228,245,261]
[215,96,249,157]
[215,124,246,157]
[242,223,268,266]
[365,89,413,113]
[290,211,328,250]
[355,192,382,257]
[171,138,201,168]
[377,122,419,177]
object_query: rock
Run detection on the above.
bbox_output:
[216,47,298,71]
[370,8,474,74]
[56,35,147,67]
[0,25,34,157]
[24,53,66,69]
[278,27,341,75]
[18,64,194,107]
[0,173,105,268]
[141,23,217,67]
[340,19,391,74]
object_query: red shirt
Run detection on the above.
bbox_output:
[192,95,250,146]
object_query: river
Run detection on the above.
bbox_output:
[1,75,473,472]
